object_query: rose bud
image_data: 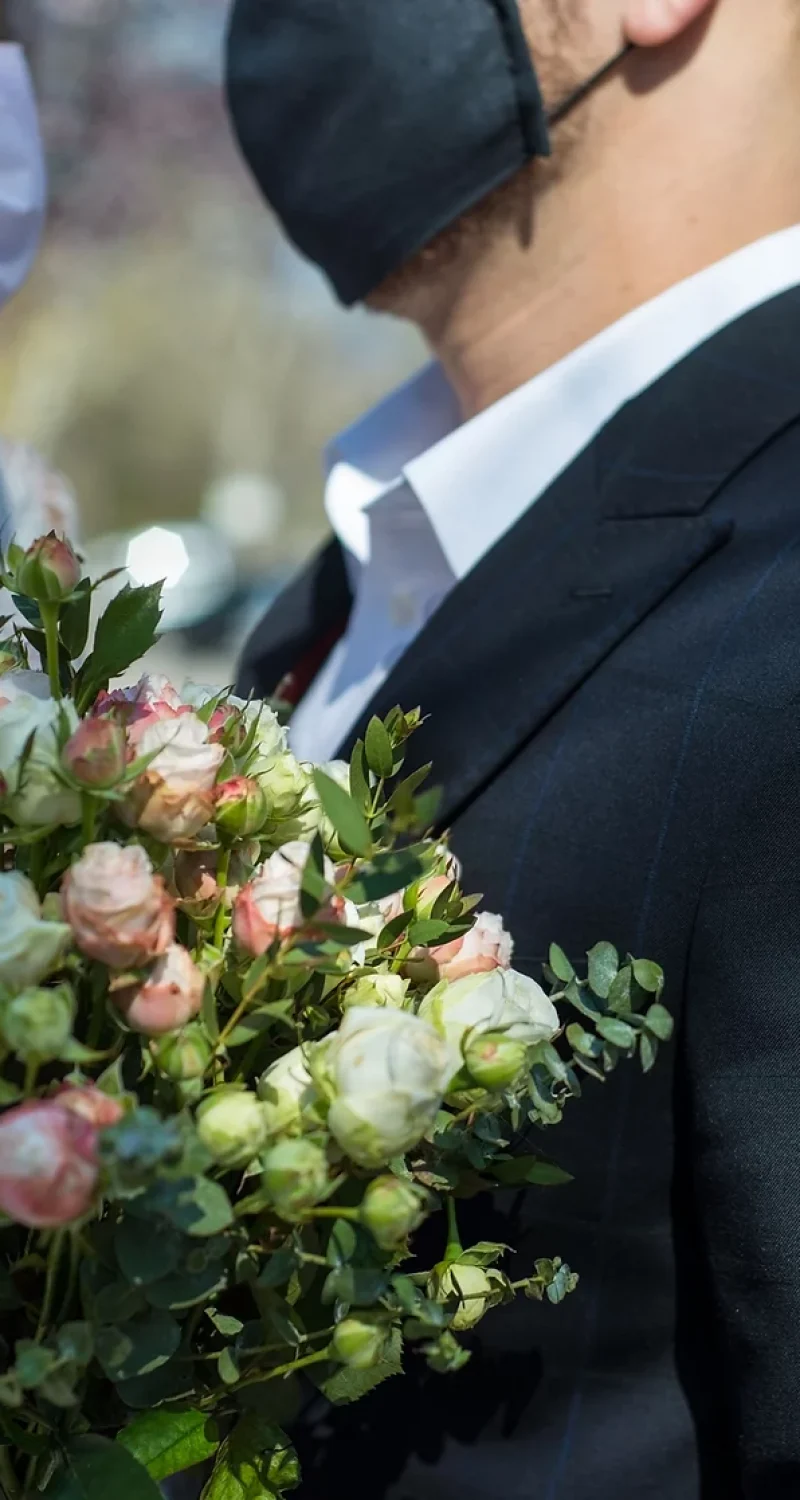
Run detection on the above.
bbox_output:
[360,1175,429,1250]
[0,1100,98,1228]
[341,972,409,1011]
[1,984,75,1063]
[214,776,268,840]
[55,1084,124,1129]
[173,849,221,907]
[255,752,317,840]
[15,532,81,602]
[463,1032,529,1092]
[124,713,225,843]
[332,1314,389,1371]
[233,840,337,956]
[62,842,175,969]
[0,872,72,990]
[151,1024,212,1082]
[408,911,514,987]
[196,1088,269,1168]
[431,1262,507,1332]
[62,719,127,790]
[113,943,204,1036]
[419,968,559,1087]
[257,1045,320,1139]
[262,1137,329,1219]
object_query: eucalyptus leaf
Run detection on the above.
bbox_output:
[348,739,370,811]
[491,1156,573,1187]
[95,1309,180,1382]
[645,1003,674,1041]
[632,959,664,995]
[118,1409,220,1483]
[145,1261,228,1311]
[114,1219,183,1287]
[548,944,575,983]
[586,942,619,1000]
[596,1016,637,1050]
[346,848,430,904]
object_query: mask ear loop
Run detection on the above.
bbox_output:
[547,40,634,127]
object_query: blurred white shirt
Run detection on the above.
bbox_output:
[290,224,800,762]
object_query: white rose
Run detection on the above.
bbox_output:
[135,712,223,793]
[0,685,80,826]
[341,972,409,1010]
[257,1045,320,1138]
[254,751,318,840]
[324,1006,451,1168]
[0,872,72,989]
[419,968,560,1082]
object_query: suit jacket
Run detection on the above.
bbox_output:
[238,288,800,1500]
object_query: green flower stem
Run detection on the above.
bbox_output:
[23,1059,39,1095]
[39,602,62,701]
[36,1232,64,1342]
[213,848,232,952]
[445,1197,463,1261]
[303,1206,360,1222]
[81,794,97,846]
[231,1345,331,1392]
[0,1447,21,1500]
[55,1231,81,1324]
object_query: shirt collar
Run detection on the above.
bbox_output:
[325,224,800,578]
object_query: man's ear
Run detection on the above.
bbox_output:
[624,0,715,48]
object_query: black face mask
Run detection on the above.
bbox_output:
[226,0,629,307]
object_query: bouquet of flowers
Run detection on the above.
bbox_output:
[0,534,672,1500]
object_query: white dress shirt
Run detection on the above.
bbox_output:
[290,225,800,763]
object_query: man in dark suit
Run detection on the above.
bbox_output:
[227,0,800,1494]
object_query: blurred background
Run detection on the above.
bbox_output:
[2,0,424,684]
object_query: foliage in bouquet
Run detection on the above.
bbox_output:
[0,535,672,1500]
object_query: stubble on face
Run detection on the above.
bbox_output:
[367,0,591,322]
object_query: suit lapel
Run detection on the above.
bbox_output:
[237,538,351,702]
[337,287,800,828]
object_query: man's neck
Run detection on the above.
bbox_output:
[412,10,800,421]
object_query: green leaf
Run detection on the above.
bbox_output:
[548,944,575,983]
[491,1156,573,1187]
[385,764,432,815]
[645,1003,674,1042]
[346,847,430,904]
[376,909,413,950]
[300,834,328,919]
[76,583,162,705]
[566,1023,604,1059]
[325,1218,358,1268]
[606,966,633,1013]
[312,770,372,858]
[118,1409,220,1483]
[115,1359,195,1410]
[95,1309,180,1382]
[202,1418,299,1500]
[208,1311,243,1338]
[142,1176,234,1238]
[595,1016,637,1050]
[59,578,92,660]
[317,1327,403,1407]
[146,1261,228,1310]
[44,1436,162,1500]
[0,1079,21,1106]
[57,1323,94,1366]
[114,1218,184,1287]
[586,942,619,1000]
[640,1032,659,1073]
[218,1347,240,1386]
[348,739,370,811]
[632,959,664,995]
[364,716,394,779]
[15,1342,57,1388]
[407,918,463,947]
[257,1247,297,1289]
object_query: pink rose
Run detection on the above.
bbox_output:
[62,841,175,968]
[409,911,514,985]
[124,713,225,842]
[234,840,338,956]
[112,943,205,1035]
[0,1100,98,1227]
[55,1084,124,1129]
[62,718,127,789]
[92,673,189,748]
